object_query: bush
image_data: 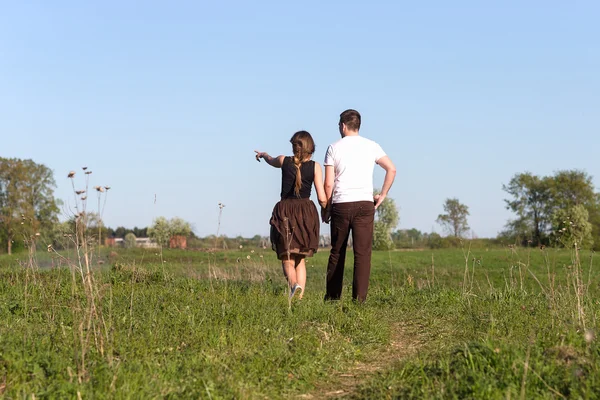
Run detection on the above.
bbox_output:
[124,232,137,249]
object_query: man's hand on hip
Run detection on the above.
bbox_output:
[374,193,386,210]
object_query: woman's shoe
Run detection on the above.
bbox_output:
[289,283,303,299]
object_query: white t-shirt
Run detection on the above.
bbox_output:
[324,135,386,204]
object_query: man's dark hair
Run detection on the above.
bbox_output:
[339,109,361,131]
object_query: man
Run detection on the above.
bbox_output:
[323,109,396,302]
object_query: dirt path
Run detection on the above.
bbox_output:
[299,322,423,399]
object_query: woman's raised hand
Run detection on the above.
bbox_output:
[254,150,267,162]
[255,152,284,168]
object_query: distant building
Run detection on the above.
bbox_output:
[169,235,187,249]
[135,238,159,248]
[104,237,159,249]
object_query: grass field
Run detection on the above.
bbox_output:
[0,245,599,398]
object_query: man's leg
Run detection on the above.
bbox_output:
[325,203,351,300]
[351,201,375,302]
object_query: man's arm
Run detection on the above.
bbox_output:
[374,156,396,209]
[324,165,334,202]
[321,165,335,223]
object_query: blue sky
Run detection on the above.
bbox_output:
[1,1,599,238]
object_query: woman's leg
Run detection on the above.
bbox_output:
[281,256,297,288]
[294,255,306,298]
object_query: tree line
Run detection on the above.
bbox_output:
[0,158,59,254]
[1,156,599,253]
[501,170,599,248]
[371,170,600,250]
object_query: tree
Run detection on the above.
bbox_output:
[373,222,394,251]
[124,232,137,248]
[405,228,423,243]
[427,232,443,249]
[499,218,531,245]
[373,191,399,250]
[549,170,596,209]
[113,226,127,238]
[589,193,600,251]
[169,217,192,236]
[503,173,552,245]
[132,226,148,238]
[549,170,600,249]
[436,198,470,238]
[109,226,150,239]
[0,158,60,254]
[148,216,193,248]
[392,228,424,248]
[551,205,593,249]
[503,170,600,247]
[85,212,109,243]
[148,217,171,247]
[47,220,74,251]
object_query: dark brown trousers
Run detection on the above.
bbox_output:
[325,201,375,302]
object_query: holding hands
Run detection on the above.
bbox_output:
[321,204,331,224]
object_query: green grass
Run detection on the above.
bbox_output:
[0,246,599,398]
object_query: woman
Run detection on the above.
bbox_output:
[255,131,327,299]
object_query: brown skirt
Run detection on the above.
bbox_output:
[270,198,319,260]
